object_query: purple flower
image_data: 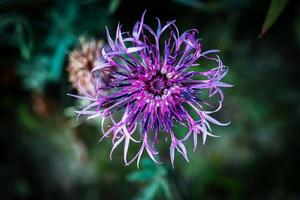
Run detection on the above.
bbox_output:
[74,11,232,167]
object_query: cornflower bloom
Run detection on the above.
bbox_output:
[74,12,232,167]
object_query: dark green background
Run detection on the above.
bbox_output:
[1,0,299,199]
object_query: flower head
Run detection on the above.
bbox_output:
[75,12,232,167]
[67,37,112,97]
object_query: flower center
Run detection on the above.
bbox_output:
[146,74,168,95]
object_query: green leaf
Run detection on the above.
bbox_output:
[108,0,120,15]
[260,0,288,37]
[15,19,33,60]
[159,180,174,200]
[136,182,159,200]
[140,158,157,169]
[127,169,156,182]
[49,36,75,81]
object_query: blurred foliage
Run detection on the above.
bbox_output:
[15,0,112,92]
[128,159,176,200]
[0,13,33,59]
[108,0,121,15]
[17,1,79,92]
[260,0,289,37]
[1,0,300,200]
[173,0,227,12]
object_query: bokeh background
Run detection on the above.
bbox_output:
[1,0,300,199]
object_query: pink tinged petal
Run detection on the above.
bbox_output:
[206,131,220,138]
[186,39,196,48]
[136,146,145,169]
[199,122,208,144]
[145,145,161,164]
[193,132,198,151]
[99,116,117,141]
[116,24,126,49]
[105,26,115,50]
[142,23,158,39]
[176,140,189,162]
[123,37,144,44]
[87,113,101,120]
[67,93,94,101]
[200,49,220,56]
[181,127,193,141]
[123,126,140,143]
[205,121,212,132]
[74,110,96,115]
[163,41,170,65]
[123,136,130,164]
[104,97,132,114]
[91,62,111,72]
[203,113,231,126]
[202,132,207,145]
[134,10,146,39]
[101,48,109,60]
[204,101,223,114]
[136,147,144,169]
[219,90,224,101]
[126,135,161,168]
[209,88,219,97]
[132,22,139,38]
[215,81,233,88]
[99,128,114,142]
[109,108,140,164]
[125,143,145,168]
[156,17,161,36]
[197,121,219,145]
[103,50,125,56]
[170,145,175,168]
[77,79,95,98]
[101,116,106,135]
[160,20,176,36]
[110,135,125,160]
[126,46,145,53]
[74,101,99,119]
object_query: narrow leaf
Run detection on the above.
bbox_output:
[108,0,120,15]
[260,0,288,37]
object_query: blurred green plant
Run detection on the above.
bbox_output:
[0,13,33,60]
[173,0,227,12]
[128,159,177,200]
[15,0,112,92]
[260,0,289,37]
[17,103,40,130]
[17,1,79,92]
[108,0,121,15]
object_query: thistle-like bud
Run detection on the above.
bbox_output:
[67,37,105,97]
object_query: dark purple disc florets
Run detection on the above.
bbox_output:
[73,11,232,167]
